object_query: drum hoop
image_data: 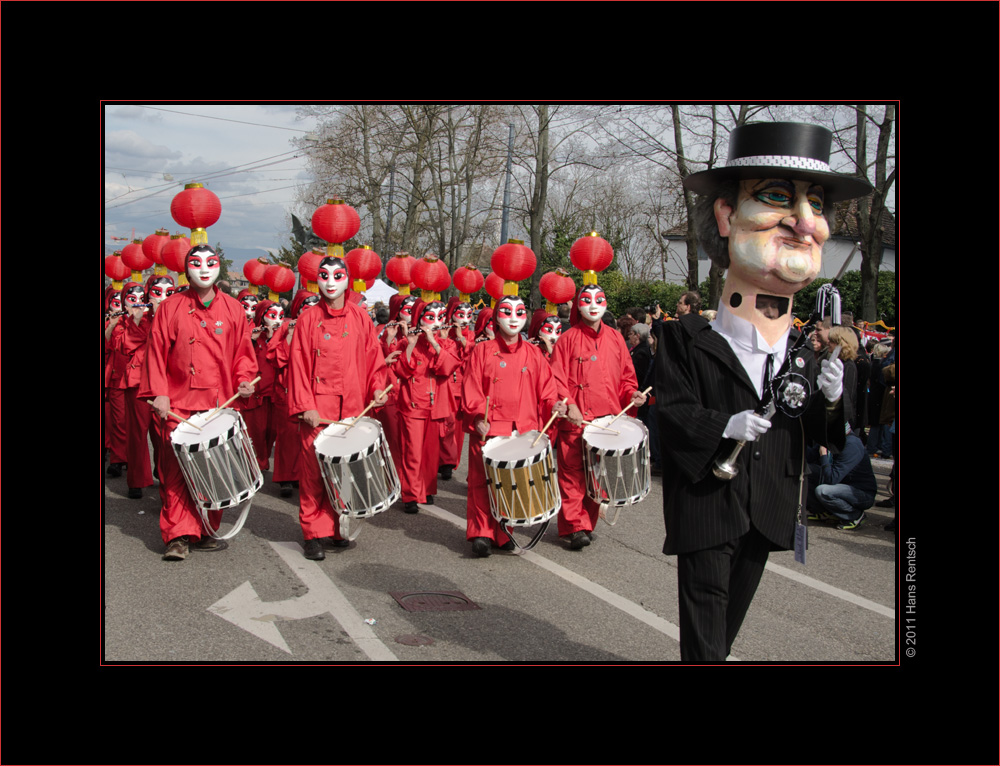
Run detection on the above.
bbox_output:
[171,410,240,453]
[483,432,549,469]
[319,439,380,464]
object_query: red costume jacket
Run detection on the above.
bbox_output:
[139,287,258,411]
[391,336,461,419]
[550,321,639,428]
[287,299,388,420]
[461,335,559,437]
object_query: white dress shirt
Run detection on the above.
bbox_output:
[713,304,790,400]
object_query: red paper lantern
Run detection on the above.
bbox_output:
[170,183,221,245]
[345,245,382,292]
[485,272,505,305]
[453,264,484,300]
[411,254,451,301]
[161,234,192,283]
[311,198,360,250]
[243,258,271,296]
[539,268,577,312]
[104,251,132,289]
[264,264,296,301]
[297,249,324,293]
[490,239,537,290]
[142,228,171,274]
[385,252,414,295]
[121,239,154,282]
[569,231,614,284]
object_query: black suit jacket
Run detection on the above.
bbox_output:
[654,314,845,555]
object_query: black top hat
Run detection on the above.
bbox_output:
[683,122,873,203]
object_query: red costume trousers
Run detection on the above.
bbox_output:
[125,387,156,489]
[556,427,600,536]
[106,388,128,464]
[397,412,439,504]
[156,412,222,544]
[377,403,403,479]
[243,398,276,472]
[296,424,344,541]
[271,398,300,483]
[439,398,465,469]
[465,436,512,545]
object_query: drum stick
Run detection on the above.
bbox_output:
[208,376,263,419]
[481,396,490,441]
[343,384,394,432]
[532,397,568,447]
[606,386,652,426]
[581,420,620,435]
[147,401,202,431]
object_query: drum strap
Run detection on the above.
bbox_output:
[201,497,253,540]
[500,519,550,554]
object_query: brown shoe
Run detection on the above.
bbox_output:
[163,536,190,560]
[192,536,227,551]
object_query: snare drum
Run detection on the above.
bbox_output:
[170,408,263,539]
[313,416,400,520]
[582,415,651,511]
[481,431,560,529]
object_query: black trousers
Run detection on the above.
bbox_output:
[676,525,773,662]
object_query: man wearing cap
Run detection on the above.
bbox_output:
[655,122,871,661]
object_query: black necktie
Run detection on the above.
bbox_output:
[761,352,774,400]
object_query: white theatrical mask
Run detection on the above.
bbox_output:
[186,247,221,289]
[317,258,349,302]
[495,297,528,336]
[577,286,607,324]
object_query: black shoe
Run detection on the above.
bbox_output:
[439,466,453,481]
[425,495,435,505]
[499,540,516,552]
[403,501,419,514]
[279,482,293,498]
[303,539,325,560]
[568,531,591,550]
[472,537,492,558]
[107,462,125,478]
[875,497,896,508]
[128,487,143,499]
[324,537,351,548]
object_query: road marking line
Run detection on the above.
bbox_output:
[269,542,399,661]
[765,561,895,619]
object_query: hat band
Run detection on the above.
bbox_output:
[728,154,832,173]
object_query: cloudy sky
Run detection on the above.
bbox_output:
[103,103,321,268]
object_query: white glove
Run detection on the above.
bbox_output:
[817,357,844,402]
[723,410,772,442]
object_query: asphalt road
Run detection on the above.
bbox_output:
[103,438,899,664]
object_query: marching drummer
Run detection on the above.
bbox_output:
[461,294,565,557]
[287,256,390,561]
[550,284,645,550]
[141,245,259,561]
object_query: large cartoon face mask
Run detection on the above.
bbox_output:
[717,178,830,293]
[578,286,608,324]
[418,302,447,332]
[317,257,349,302]
[186,246,221,289]
[263,304,284,329]
[495,297,528,337]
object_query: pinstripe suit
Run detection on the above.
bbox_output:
[655,312,845,660]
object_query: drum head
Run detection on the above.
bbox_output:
[482,431,548,465]
[584,415,647,453]
[171,409,240,450]
[314,416,382,461]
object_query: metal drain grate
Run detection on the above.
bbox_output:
[390,590,480,612]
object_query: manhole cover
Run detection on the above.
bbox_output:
[389,591,480,612]
[395,634,435,646]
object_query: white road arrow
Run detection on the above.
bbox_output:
[207,541,398,660]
